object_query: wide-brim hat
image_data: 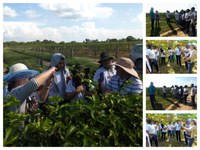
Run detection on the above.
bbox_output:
[114,57,140,79]
[4,63,39,82]
[98,52,113,63]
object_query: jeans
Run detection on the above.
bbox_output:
[188,138,194,147]
[176,130,181,141]
[169,55,174,63]
[176,55,181,66]
[150,134,158,147]
[188,62,194,73]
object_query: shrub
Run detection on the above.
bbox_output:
[4,93,142,147]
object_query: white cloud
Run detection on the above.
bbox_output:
[39,3,113,20]
[131,12,143,23]
[3,21,142,42]
[24,10,39,18]
[3,6,17,17]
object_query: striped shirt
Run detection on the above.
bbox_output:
[10,78,39,104]
[107,75,143,95]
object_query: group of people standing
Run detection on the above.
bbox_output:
[148,82,197,110]
[149,7,197,36]
[146,42,197,73]
[146,118,197,147]
[3,52,142,114]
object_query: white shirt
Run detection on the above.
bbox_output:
[162,125,167,132]
[148,50,156,59]
[191,87,197,96]
[166,12,170,18]
[66,80,85,102]
[161,50,166,57]
[175,12,179,20]
[169,49,174,55]
[175,47,181,55]
[93,66,116,92]
[168,124,173,130]
[162,87,167,93]
[146,48,151,58]
[182,14,185,20]
[185,12,191,21]
[146,124,156,134]
[175,123,181,131]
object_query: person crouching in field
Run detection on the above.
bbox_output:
[65,64,93,103]
[3,63,56,113]
[107,57,142,95]
[48,53,71,99]
[93,52,116,95]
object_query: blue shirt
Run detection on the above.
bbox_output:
[107,75,143,95]
[148,84,156,95]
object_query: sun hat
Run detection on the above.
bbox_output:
[114,57,140,79]
[4,63,39,82]
[191,43,197,49]
[98,52,113,63]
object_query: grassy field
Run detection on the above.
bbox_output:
[150,135,197,147]
[3,48,99,74]
[146,13,193,37]
[4,47,143,79]
[149,59,197,74]
[146,88,196,110]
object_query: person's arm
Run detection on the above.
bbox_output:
[65,85,84,101]
[35,67,56,87]
[38,74,54,103]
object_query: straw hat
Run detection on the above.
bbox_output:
[4,63,39,82]
[114,57,139,79]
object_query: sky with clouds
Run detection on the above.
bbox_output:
[145,76,197,87]
[146,3,197,13]
[3,3,143,42]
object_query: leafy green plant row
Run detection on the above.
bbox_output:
[4,93,143,147]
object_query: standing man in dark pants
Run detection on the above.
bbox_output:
[175,44,182,66]
[146,119,158,147]
[148,82,156,110]
[175,120,182,142]
[150,7,155,32]
[190,84,197,109]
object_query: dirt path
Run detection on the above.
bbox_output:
[160,27,189,37]
[166,97,196,110]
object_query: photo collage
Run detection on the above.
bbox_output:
[1,0,198,149]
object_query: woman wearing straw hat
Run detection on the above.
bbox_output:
[3,63,56,113]
[48,53,71,99]
[107,57,142,95]
[93,52,116,94]
[182,119,197,147]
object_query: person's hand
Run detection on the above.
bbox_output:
[76,85,84,93]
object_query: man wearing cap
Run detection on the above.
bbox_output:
[93,52,116,94]
[107,57,142,95]
[184,43,197,73]
[3,63,56,113]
